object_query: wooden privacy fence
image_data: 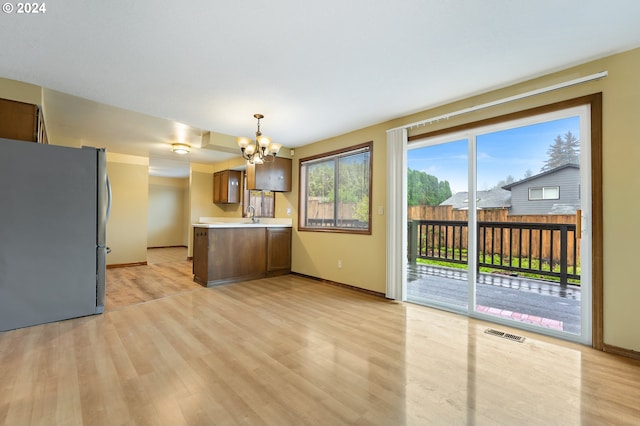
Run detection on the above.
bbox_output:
[306,199,357,220]
[409,205,577,225]
[408,206,580,262]
[407,206,580,285]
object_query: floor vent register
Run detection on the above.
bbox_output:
[484,328,526,343]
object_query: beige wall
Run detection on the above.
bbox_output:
[187,164,217,257]
[106,154,149,265]
[148,176,188,247]
[291,128,387,293]
[0,77,41,104]
[293,47,640,352]
[598,50,640,352]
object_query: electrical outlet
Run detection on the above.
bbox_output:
[338,260,342,269]
[286,208,291,215]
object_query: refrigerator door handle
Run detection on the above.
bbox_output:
[96,148,108,314]
[106,175,112,221]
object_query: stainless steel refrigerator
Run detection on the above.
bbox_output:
[0,138,110,332]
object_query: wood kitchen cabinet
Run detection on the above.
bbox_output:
[246,157,292,192]
[266,227,292,276]
[213,169,241,204]
[193,226,267,286]
[0,98,39,142]
[192,227,210,280]
[193,225,292,287]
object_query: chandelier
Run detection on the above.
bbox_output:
[236,114,282,164]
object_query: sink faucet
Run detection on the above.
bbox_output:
[246,205,258,223]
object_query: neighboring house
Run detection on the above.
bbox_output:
[502,164,580,215]
[439,188,511,210]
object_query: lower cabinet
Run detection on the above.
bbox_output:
[193,226,291,287]
[267,227,292,276]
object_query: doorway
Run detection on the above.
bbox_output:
[405,105,593,344]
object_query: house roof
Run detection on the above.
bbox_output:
[502,164,580,190]
[440,188,511,210]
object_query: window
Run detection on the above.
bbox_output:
[528,186,559,200]
[299,142,372,234]
[242,173,275,218]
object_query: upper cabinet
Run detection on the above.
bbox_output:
[0,97,47,143]
[213,170,241,204]
[246,157,292,192]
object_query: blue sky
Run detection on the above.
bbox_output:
[407,116,581,193]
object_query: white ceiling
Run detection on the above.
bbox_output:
[1,1,640,177]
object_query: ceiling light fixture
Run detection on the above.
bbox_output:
[237,114,281,164]
[171,143,190,154]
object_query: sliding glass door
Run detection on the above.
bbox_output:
[406,106,591,343]
[407,138,469,311]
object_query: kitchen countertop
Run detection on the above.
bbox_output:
[193,222,291,228]
[194,217,292,228]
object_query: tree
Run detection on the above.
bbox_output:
[307,154,370,217]
[307,162,334,202]
[353,195,369,222]
[541,131,580,171]
[492,169,531,190]
[492,175,515,190]
[407,169,452,206]
[563,131,580,164]
[338,155,369,204]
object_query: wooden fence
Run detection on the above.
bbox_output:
[408,205,579,265]
[306,200,357,220]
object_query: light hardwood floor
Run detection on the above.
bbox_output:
[1,250,639,425]
[106,247,197,311]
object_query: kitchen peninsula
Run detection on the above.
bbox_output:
[192,218,292,287]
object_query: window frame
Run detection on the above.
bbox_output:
[298,141,373,235]
[528,186,560,201]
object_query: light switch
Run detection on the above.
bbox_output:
[377,205,384,215]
